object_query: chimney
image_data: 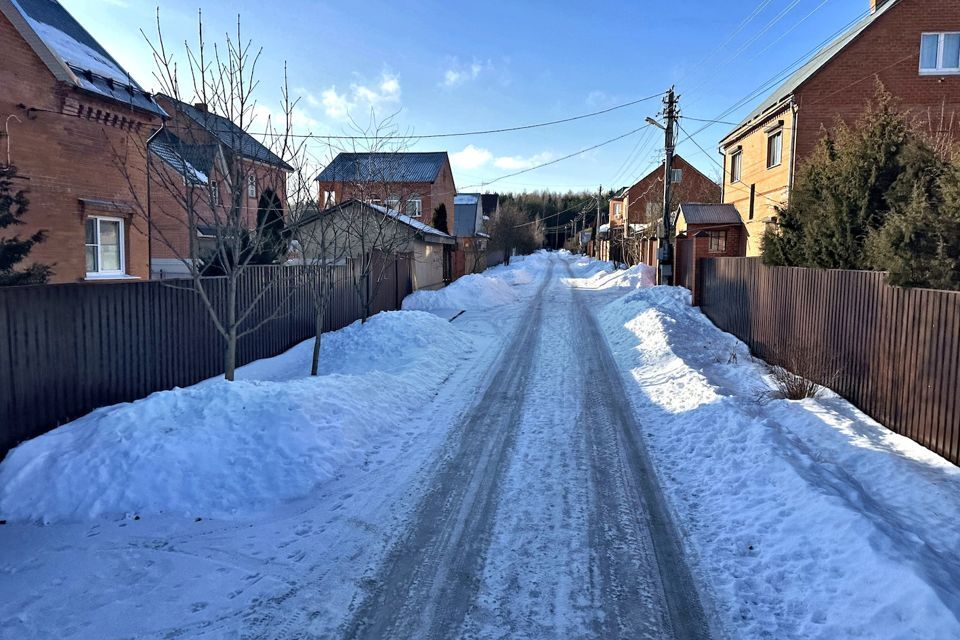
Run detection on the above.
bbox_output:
[194,102,208,112]
[870,0,888,13]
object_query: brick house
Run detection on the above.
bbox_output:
[0,0,166,283]
[622,154,721,226]
[719,0,960,256]
[315,152,457,234]
[147,95,293,278]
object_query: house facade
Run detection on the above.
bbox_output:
[453,193,490,276]
[0,0,166,283]
[621,154,721,226]
[294,199,455,291]
[720,0,960,256]
[148,96,292,278]
[316,152,457,235]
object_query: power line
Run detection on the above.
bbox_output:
[248,92,665,141]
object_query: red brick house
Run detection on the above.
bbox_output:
[622,154,721,226]
[720,0,960,255]
[0,0,166,283]
[147,95,293,278]
[316,152,457,234]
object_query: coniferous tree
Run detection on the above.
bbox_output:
[431,203,449,234]
[0,165,51,286]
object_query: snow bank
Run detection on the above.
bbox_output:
[402,252,550,312]
[599,285,960,639]
[0,311,470,523]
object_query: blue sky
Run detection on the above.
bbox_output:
[61,0,869,193]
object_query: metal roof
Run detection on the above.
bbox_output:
[316,152,449,183]
[295,199,455,245]
[722,0,898,144]
[157,96,294,171]
[148,130,213,185]
[4,0,165,117]
[677,203,743,226]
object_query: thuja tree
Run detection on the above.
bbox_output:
[0,165,51,286]
[763,83,960,289]
[432,203,449,234]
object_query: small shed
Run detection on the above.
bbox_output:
[674,203,746,304]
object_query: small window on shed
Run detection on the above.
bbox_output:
[707,230,727,253]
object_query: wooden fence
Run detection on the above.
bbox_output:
[0,253,412,457]
[699,257,960,465]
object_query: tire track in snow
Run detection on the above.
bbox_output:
[567,261,711,640]
[338,261,556,640]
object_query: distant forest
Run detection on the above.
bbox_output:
[498,190,618,249]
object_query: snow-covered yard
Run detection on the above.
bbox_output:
[1,250,958,639]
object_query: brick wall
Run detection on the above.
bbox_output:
[0,11,161,283]
[625,155,721,225]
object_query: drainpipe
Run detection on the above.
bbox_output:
[145,122,167,280]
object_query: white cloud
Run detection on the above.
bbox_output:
[450,145,493,171]
[494,152,555,170]
[316,72,401,121]
[449,145,555,174]
[441,58,491,88]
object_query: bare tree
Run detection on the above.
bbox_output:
[318,116,421,322]
[488,201,543,265]
[114,11,305,380]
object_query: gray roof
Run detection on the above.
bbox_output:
[723,0,897,143]
[148,129,214,185]
[316,152,449,183]
[3,0,165,117]
[158,96,293,171]
[297,199,455,245]
[678,203,743,226]
[454,193,483,237]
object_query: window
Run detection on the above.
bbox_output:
[730,151,742,183]
[85,217,125,276]
[385,195,401,211]
[405,197,422,217]
[613,202,623,216]
[920,33,960,74]
[322,190,336,207]
[766,131,783,169]
[645,202,659,220]
[670,168,683,184]
[707,230,727,253]
[210,181,220,207]
[247,174,256,199]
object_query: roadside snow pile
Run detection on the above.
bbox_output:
[402,253,551,312]
[600,285,960,639]
[0,311,470,523]
[403,273,519,311]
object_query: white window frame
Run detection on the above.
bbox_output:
[85,216,126,278]
[730,150,742,183]
[405,197,423,218]
[385,195,401,211]
[247,174,257,199]
[322,190,336,207]
[920,32,960,75]
[766,131,783,169]
[613,202,623,216]
[670,168,683,184]
[210,181,220,207]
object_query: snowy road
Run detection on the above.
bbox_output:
[340,256,708,639]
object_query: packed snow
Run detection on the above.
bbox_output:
[591,269,960,639]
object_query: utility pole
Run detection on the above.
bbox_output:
[594,185,601,258]
[658,87,678,285]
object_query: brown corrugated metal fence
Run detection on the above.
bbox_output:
[0,253,413,457]
[699,257,960,465]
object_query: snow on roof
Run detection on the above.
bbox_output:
[454,193,480,205]
[365,202,454,242]
[6,0,165,117]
